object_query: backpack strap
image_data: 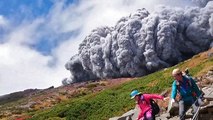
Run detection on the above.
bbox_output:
[184,75,197,97]
[184,75,192,87]
[176,76,192,90]
[176,76,197,97]
[175,80,181,92]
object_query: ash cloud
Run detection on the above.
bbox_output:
[65,1,213,83]
[192,0,213,7]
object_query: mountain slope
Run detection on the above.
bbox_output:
[0,48,212,120]
[27,48,213,120]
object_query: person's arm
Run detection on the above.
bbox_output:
[145,94,164,100]
[171,81,177,100]
[190,78,202,96]
[137,104,144,120]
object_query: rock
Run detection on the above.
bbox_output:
[156,112,170,120]
[109,108,138,120]
[202,86,213,101]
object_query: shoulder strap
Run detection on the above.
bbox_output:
[183,75,198,97]
[176,76,193,89]
[175,80,181,92]
[184,75,192,87]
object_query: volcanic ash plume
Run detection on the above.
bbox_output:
[192,0,213,7]
[65,1,213,83]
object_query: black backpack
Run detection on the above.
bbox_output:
[150,99,160,115]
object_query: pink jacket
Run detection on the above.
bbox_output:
[137,94,163,120]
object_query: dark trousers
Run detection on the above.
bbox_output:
[179,99,199,120]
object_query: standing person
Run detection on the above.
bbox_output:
[170,68,202,120]
[130,90,164,120]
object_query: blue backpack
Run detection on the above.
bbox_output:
[176,76,197,97]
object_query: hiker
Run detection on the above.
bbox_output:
[170,68,202,120]
[130,90,164,120]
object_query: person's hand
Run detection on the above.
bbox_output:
[171,99,175,104]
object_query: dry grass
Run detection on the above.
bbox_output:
[174,48,213,77]
[146,80,158,87]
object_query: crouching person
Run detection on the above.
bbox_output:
[130,90,164,120]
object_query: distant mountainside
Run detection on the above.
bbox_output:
[0,89,40,105]
[65,1,213,84]
[0,86,56,105]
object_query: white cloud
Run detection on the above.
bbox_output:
[5,18,44,45]
[0,43,52,94]
[0,16,8,27]
[0,0,198,95]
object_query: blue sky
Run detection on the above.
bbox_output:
[0,0,52,19]
[0,0,198,96]
[0,0,78,55]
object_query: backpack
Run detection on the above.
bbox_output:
[176,76,197,97]
[176,80,190,91]
[150,99,160,115]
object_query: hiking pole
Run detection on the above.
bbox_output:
[191,93,205,120]
[191,106,200,120]
[179,93,204,120]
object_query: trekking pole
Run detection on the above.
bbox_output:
[191,93,205,120]
[191,106,200,120]
[179,93,204,120]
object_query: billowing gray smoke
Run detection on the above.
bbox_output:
[65,1,213,83]
[192,0,213,7]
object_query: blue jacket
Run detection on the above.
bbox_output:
[171,76,202,102]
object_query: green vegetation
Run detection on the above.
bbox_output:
[28,51,213,120]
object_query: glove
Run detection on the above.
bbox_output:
[171,99,175,104]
